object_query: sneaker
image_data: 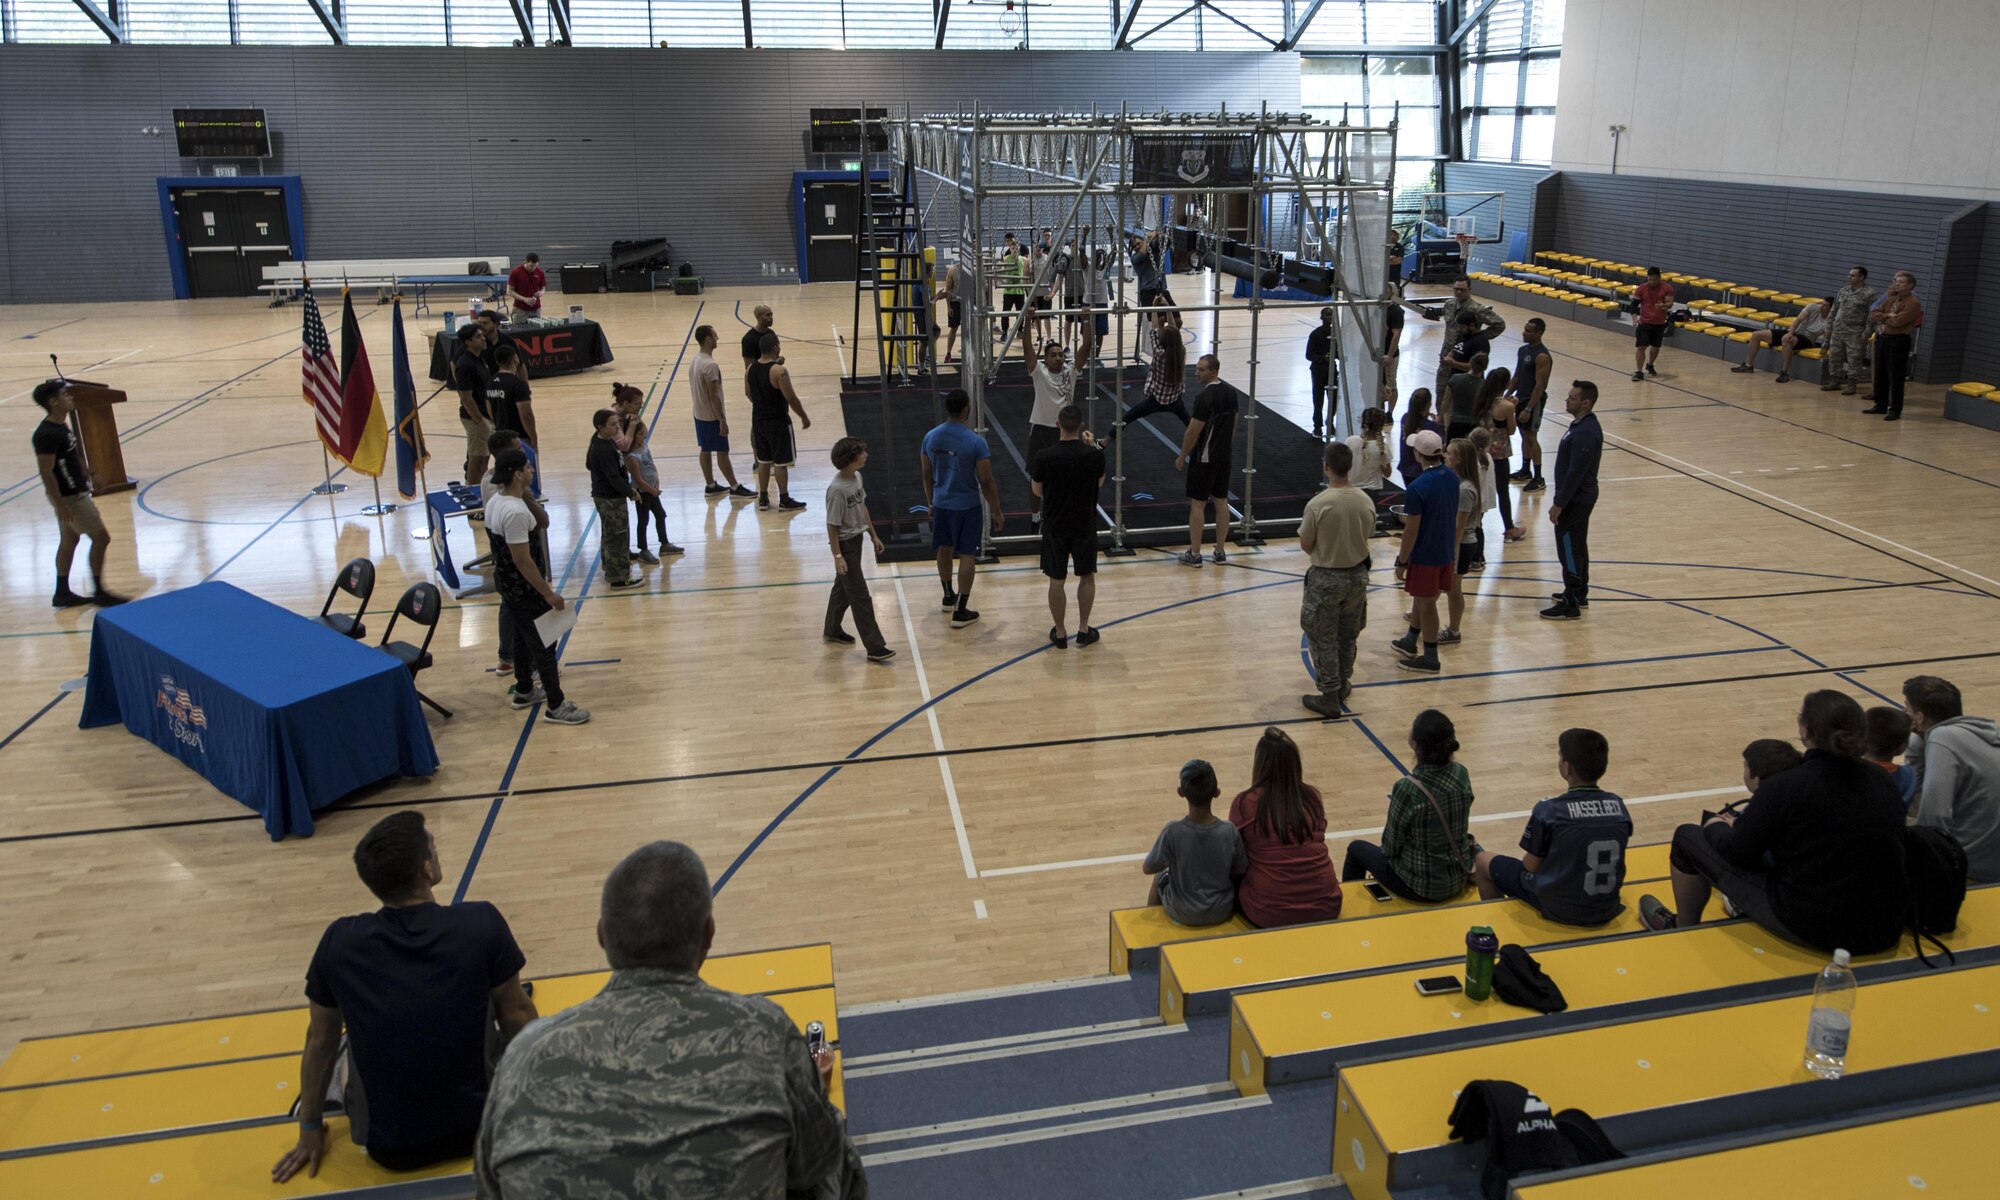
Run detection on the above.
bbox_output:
[660,542,686,556]
[757,495,771,511]
[1075,626,1101,647]
[1301,693,1345,718]
[1048,626,1069,649]
[52,589,91,609]
[1775,372,1790,383]
[635,550,661,565]
[1389,632,1418,655]
[1639,894,1676,931]
[1435,628,1462,644]
[1509,468,1532,483]
[778,496,807,511]
[1504,527,1526,542]
[1547,591,1591,608]
[609,574,644,589]
[1177,550,1204,567]
[1720,893,1742,919]
[90,589,130,607]
[1630,370,1644,382]
[508,685,545,710]
[497,659,514,675]
[1211,547,1228,564]
[1730,364,1755,373]
[951,607,980,629]
[704,484,728,496]
[824,630,856,645]
[1522,478,1547,493]
[729,485,757,500]
[1645,363,1658,377]
[867,647,898,663]
[941,590,958,610]
[1540,601,1582,621]
[1466,560,1485,573]
[542,700,591,725]
[1396,653,1441,674]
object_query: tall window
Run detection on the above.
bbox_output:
[1300,54,1441,206]
[1457,0,1563,164]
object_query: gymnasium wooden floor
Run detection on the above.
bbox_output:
[3,280,1997,1058]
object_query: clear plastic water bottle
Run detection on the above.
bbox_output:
[1803,948,1855,1079]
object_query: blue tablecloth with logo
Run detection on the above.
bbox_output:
[78,582,440,840]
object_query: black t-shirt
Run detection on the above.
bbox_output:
[1305,324,1332,369]
[303,902,525,1152]
[747,361,789,425]
[1032,440,1105,538]
[479,329,517,375]
[1190,381,1240,467]
[1450,332,1490,369]
[32,419,87,496]
[741,326,771,365]
[488,373,532,436]
[586,435,633,499]
[454,353,492,421]
[1384,304,1405,353]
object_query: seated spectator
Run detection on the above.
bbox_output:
[476,842,865,1199]
[1473,728,1632,926]
[1864,705,1919,812]
[1732,296,1831,382]
[1740,736,1805,798]
[1227,727,1342,927]
[273,812,536,1182]
[1903,675,2000,882]
[1642,691,1909,954]
[1142,759,1248,927]
[1341,709,1477,903]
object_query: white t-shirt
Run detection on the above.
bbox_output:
[1476,455,1497,518]
[487,493,536,547]
[1345,434,1389,490]
[1029,363,1072,427]
[480,465,500,508]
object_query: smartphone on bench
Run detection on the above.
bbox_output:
[1363,881,1394,903]
[1414,975,1462,997]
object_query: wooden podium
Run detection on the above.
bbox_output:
[62,379,135,496]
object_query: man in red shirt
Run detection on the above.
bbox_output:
[506,254,547,321]
[1630,266,1674,381]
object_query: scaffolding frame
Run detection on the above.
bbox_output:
[888,102,1400,557]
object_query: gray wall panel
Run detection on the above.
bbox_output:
[0,46,1297,303]
[1440,161,1546,275]
[1959,205,2000,386]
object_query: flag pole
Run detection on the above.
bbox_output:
[362,475,396,515]
[411,384,435,542]
[312,444,347,495]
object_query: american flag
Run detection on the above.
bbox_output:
[301,281,343,450]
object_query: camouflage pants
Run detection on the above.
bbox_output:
[1822,327,1868,385]
[1302,564,1369,700]
[595,497,632,582]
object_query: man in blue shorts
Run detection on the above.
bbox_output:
[1388,429,1458,674]
[1474,728,1633,926]
[921,390,1004,629]
[687,325,753,500]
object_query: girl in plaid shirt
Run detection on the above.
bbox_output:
[1107,310,1189,442]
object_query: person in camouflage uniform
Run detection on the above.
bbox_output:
[1819,266,1879,396]
[1431,276,1506,400]
[475,842,866,1200]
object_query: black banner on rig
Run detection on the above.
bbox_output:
[1131,134,1256,188]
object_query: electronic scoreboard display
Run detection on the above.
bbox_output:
[173,109,272,159]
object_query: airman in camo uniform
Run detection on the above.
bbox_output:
[475,842,866,1200]
[1819,266,1879,396]
[1432,275,1506,399]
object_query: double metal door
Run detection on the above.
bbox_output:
[805,182,860,282]
[174,188,291,298]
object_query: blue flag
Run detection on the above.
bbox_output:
[389,297,429,500]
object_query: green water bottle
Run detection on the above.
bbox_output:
[1465,925,1500,1001]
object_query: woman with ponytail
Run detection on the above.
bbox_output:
[1645,689,1909,953]
[1341,709,1477,903]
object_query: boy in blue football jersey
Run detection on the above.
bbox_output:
[1474,728,1633,926]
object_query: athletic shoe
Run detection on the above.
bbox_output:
[867,647,898,663]
[1389,632,1418,655]
[91,590,130,607]
[1774,372,1791,383]
[508,685,545,710]
[1075,626,1101,647]
[941,590,959,610]
[1639,894,1676,931]
[951,607,980,629]
[1547,591,1592,609]
[1540,601,1582,621]
[824,630,856,645]
[543,700,591,725]
[778,496,807,511]
[1645,363,1658,377]
[1395,653,1441,674]
[660,542,686,556]
[1720,893,1742,919]
[1522,478,1546,493]
[758,495,771,511]
[1730,364,1755,373]
[635,550,661,565]
[497,659,513,675]
[1301,693,1346,718]
[1509,469,1532,483]
[704,484,728,496]
[1211,547,1228,564]
[729,485,757,500]
[1466,560,1485,573]
[1435,628,1462,644]
[609,575,644,589]
[1504,527,1526,542]
[52,590,91,609]
[1049,627,1069,649]
[1630,370,1644,382]
[1177,550,1203,567]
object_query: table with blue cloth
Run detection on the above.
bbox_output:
[79,582,441,840]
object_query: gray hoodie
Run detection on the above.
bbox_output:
[1910,715,2000,883]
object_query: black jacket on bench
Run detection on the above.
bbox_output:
[1706,748,1909,955]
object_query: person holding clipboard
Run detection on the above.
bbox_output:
[487,448,588,725]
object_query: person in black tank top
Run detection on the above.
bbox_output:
[745,333,812,511]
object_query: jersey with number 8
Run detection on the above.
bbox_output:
[1519,788,1634,925]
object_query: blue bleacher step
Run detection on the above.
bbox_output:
[854,1080,1241,1154]
[839,969,1163,1059]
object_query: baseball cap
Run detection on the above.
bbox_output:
[1405,429,1443,457]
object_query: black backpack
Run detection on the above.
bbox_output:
[1905,825,1969,965]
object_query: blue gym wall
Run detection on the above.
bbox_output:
[0,46,1302,306]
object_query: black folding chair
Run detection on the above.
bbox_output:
[378,582,451,718]
[316,557,376,641]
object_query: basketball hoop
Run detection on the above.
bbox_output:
[1454,233,1478,261]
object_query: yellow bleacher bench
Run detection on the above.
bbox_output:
[1701,326,1732,337]
[1948,381,1994,397]
[1728,331,1754,343]
[1798,347,1823,359]
[1231,886,2000,1097]
[1746,310,1779,320]
[1335,963,2000,1200]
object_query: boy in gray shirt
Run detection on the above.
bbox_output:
[1143,760,1248,926]
[823,438,895,663]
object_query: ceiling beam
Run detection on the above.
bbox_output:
[1112,0,1144,49]
[934,0,951,49]
[304,0,348,46]
[70,0,125,42]
[1448,0,1499,46]
[1276,0,1326,51]
[507,0,535,46]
